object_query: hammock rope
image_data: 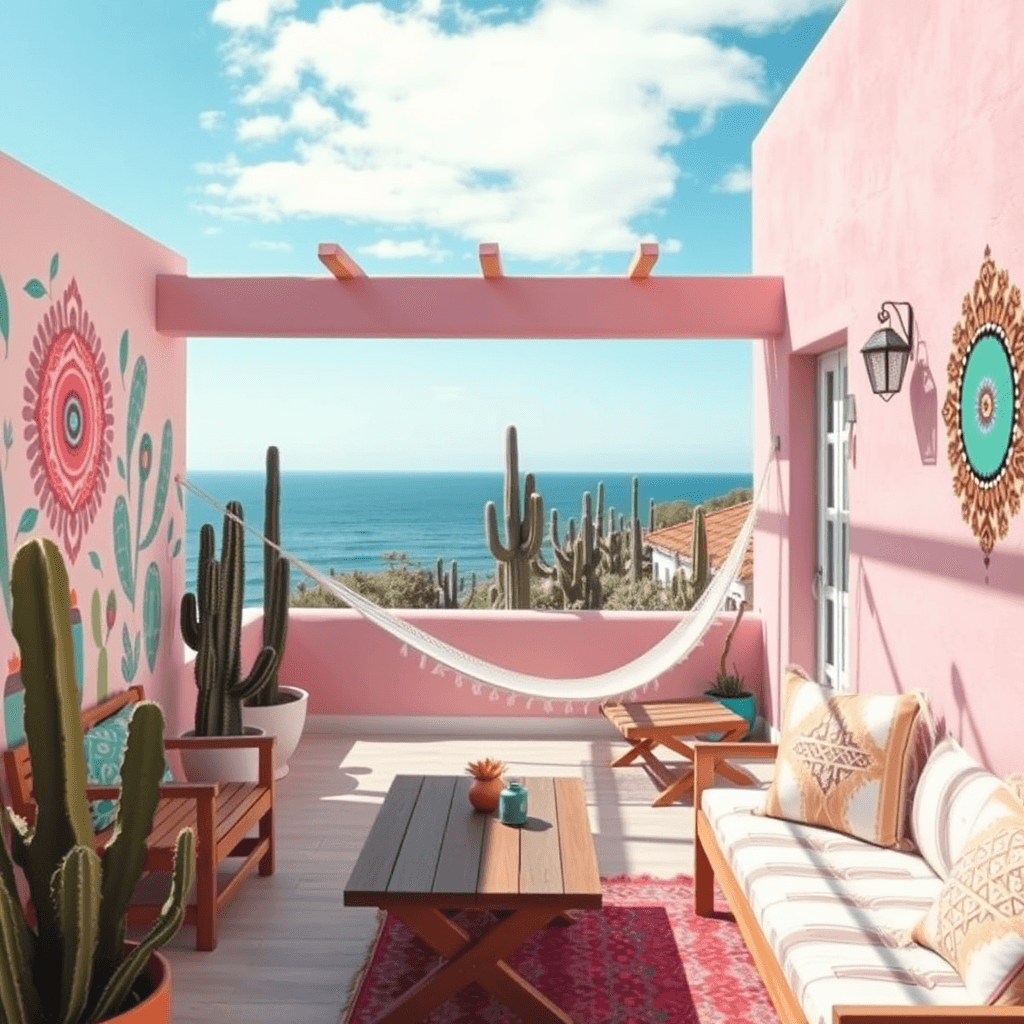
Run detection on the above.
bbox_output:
[176,447,775,703]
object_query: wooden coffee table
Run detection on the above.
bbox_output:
[344,774,602,1024]
[601,697,755,806]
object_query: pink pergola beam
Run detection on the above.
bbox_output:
[155,274,785,339]
[479,242,503,279]
[317,243,365,279]
[628,242,659,279]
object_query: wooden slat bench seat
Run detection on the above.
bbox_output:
[2,685,276,951]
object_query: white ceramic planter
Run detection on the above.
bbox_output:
[242,686,309,779]
[179,726,265,783]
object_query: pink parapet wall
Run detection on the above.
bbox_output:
[751,0,1024,777]
[0,150,188,747]
[256,608,764,718]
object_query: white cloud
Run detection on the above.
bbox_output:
[199,110,226,130]
[202,226,224,236]
[250,239,293,251]
[663,237,683,253]
[212,0,297,32]
[358,238,451,260]
[202,0,839,259]
[714,164,753,193]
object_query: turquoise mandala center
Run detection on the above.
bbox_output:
[959,330,1015,481]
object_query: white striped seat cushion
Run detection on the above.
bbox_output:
[910,736,1015,879]
[703,786,971,1024]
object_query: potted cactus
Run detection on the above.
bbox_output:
[5,537,194,1023]
[241,446,307,779]
[179,490,287,782]
[704,600,757,739]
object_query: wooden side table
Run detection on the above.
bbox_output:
[600,696,755,806]
[344,774,602,1024]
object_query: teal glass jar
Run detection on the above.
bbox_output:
[499,780,528,826]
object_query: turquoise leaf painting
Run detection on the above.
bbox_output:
[48,253,59,281]
[0,273,9,357]
[15,508,38,538]
[23,279,46,299]
[143,562,161,672]
[113,495,135,605]
[88,551,102,573]
[119,330,128,385]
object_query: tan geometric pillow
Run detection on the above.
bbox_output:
[760,665,931,849]
[912,811,1024,1005]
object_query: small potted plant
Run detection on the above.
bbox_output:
[704,600,757,739]
[6,537,194,1024]
[466,758,507,812]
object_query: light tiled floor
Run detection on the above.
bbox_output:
[149,726,773,1023]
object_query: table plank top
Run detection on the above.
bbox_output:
[345,775,602,910]
[601,696,746,740]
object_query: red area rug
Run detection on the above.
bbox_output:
[340,874,778,1023]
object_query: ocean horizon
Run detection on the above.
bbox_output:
[183,470,753,607]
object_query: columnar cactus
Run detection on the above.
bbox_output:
[248,446,291,708]
[484,426,543,609]
[181,500,287,735]
[437,558,460,609]
[627,477,651,583]
[4,538,194,1024]
[669,505,710,608]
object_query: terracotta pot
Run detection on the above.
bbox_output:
[104,945,171,1023]
[242,685,309,779]
[468,776,504,812]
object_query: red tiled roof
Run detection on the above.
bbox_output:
[645,502,753,582]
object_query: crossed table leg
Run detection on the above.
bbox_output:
[374,903,577,1024]
[610,726,754,806]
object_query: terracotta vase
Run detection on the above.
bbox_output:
[468,776,504,812]
[106,944,171,1023]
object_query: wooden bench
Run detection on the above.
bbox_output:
[2,685,275,951]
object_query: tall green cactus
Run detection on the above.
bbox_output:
[484,426,543,609]
[627,477,651,583]
[180,500,287,735]
[2,538,194,1024]
[669,504,710,608]
[436,558,460,609]
[248,446,291,708]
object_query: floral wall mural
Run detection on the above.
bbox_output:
[0,150,187,748]
[943,246,1024,570]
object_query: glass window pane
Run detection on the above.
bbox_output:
[827,443,835,509]
[842,521,849,593]
[826,599,834,667]
[826,371,834,432]
[826,521,834,587]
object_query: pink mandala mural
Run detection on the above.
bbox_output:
[22,278,113,563]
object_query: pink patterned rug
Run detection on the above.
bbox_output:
[340,874,778,1024]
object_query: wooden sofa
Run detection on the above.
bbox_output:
[693,742,1021,1024]
[2,685,276,951]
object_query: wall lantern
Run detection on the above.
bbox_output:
[861,301,914,400]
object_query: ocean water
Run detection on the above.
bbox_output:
[183,471,753,608]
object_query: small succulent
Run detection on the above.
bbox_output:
[466,757,507,781]
[708,600,751,698]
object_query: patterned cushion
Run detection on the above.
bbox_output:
[912,808,1024,1005]
[911,736,1015,880]
[760,665,931,850]
[83,702,173,832]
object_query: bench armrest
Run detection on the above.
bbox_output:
[165,736,276,751]
[693,742,777,819]
[834,1008,1023,1022]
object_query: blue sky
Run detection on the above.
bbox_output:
[2,0,842,472]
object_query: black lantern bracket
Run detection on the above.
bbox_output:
[878,300,915,350]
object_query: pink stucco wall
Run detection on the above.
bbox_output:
[237,608,764,719]
[0,151,188,749]
[752,0,1024,776]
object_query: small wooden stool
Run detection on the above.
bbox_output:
[600,697,754,806]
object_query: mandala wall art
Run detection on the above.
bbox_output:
[942,247,1024,565]
[22,277,114,564]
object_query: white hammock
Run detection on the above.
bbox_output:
[176,448,774,703]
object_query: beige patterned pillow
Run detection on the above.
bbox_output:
[913,809,1024,1005]
[760,665,931,849]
